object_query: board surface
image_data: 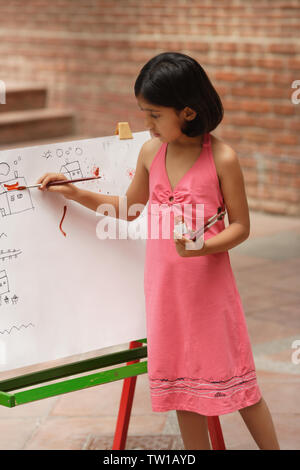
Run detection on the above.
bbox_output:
[0,130,150,371]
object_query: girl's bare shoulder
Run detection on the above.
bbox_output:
[210,133,237,184]
[142,137,163,173]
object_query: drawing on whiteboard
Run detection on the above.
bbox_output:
[0,172,34,217]
[0,323,34,335]
[0,295,9,306]
[56,146,83,159]
[0,162,10,176]
[11,294,19,305]
[59,205,67,237]
[60,161,83,180]
[0,293,20,307]
[0,264,20,307]
[126,168,136,180]
[0,249,22,262]
[0,270,9,296]
[42,150,53,160]
[92,165,100,178]
[0,233,7,239]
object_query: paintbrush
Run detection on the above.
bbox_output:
[17,176,101,190]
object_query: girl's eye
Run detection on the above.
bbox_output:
[150,114,159,119]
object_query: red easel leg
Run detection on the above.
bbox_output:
[207,416,226,450]
[112,340,142,450]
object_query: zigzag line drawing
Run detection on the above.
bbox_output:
[0,323,35,335]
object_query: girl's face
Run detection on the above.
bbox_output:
[137,95,196,144]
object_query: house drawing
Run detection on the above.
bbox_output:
[0,173,34,217]
[0,270,9,296]
[60,161,83,180]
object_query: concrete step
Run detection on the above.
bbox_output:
[0,108,76,145]
[0,83,47,113]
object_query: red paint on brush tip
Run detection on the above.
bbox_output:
[4,182,19,191]
[59,205,67,237]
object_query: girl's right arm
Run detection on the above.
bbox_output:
[36,139,151,222]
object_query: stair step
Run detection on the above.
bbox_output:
[0,108,75,144]
[0,83,47,113]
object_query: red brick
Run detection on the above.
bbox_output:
[273,104,296,115]
[268,43,298,55]
[0,0,299,216]
[214,71,241,82]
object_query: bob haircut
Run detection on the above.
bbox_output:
[134,51,224,137]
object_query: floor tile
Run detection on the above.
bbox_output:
[0,418,38,450]
[24,415,167,450]
[86,434,185,450]
[251,303,300,329]
[233,231,300,260]
[246,316,297,345]
[0,396,57,419]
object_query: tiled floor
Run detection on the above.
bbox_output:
[0,209,299,450]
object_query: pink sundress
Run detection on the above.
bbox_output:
[144,132,262,416]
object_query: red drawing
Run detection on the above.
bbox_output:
[126,168,135,180]
[59,205,67,237]
[93,166,100,177]
[4,182,20,191]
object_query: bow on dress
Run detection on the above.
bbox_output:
[150,184,204,232]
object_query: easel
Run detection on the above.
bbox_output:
[0,124,226,450]
[0,339,225,450]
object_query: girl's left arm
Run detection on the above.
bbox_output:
[204,147,250,255]
[175,148,250,257]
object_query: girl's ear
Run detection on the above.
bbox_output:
[183,106,197,121]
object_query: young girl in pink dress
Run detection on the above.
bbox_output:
[37,52,279,450]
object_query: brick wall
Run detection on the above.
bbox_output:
[0,0,299,215]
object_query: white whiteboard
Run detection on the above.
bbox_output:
[0,130,150,372]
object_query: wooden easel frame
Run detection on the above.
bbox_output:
[0,339,225,450]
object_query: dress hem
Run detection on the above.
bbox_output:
[150,388,262,417]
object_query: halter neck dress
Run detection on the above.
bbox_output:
[144,132,261,416]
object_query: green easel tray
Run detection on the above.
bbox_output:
[0,339,147,408]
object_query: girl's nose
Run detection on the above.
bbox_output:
[144,116,153,129]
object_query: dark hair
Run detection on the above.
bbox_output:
[134,52,224,137]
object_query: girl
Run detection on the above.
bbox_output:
[37,52,279,450]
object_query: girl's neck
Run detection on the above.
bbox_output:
[168,133,204,150]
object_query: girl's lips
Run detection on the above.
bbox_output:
[150,130,161,138]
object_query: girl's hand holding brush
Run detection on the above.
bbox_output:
[35,171,119,216]
[36,173,78,200]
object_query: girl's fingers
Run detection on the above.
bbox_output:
[39,174,55,189]
[36,174,48,185]
[39,173,67,189]
[175,235,193,247]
